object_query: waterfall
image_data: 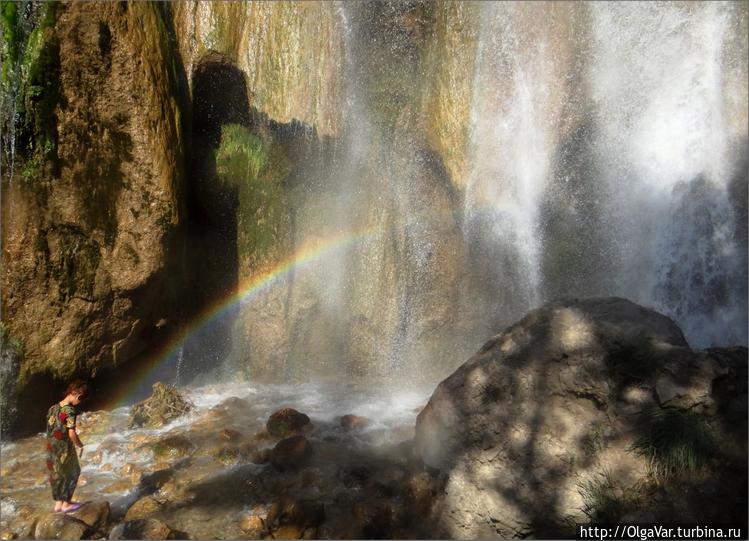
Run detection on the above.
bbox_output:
[173,1,745,389]
[175,346,185,386]
[462,1,747,347]
[459,2,589,339]
[587,1,747,347]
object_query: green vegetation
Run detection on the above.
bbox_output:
[578,469,640,523]
[1,1,61,184]
[215,124,290,270]
[630,407,715,478]
[1,1,19,87]
[21,2,60,182]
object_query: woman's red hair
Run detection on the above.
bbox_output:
[63,379,89,400]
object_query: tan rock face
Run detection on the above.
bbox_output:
[2,1,187,435]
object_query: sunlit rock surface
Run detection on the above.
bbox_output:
[1,2,188,435]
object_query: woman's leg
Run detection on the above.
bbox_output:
[58,450,82,511]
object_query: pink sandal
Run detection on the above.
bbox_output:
[62,502,83,513]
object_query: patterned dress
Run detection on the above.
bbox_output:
[45,403,80,501]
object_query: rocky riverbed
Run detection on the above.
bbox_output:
[0,381,437,539]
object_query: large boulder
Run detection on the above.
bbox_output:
[414,297,747,538]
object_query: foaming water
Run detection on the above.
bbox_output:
[0,380,428,531]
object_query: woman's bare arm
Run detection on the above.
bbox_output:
[68,428,83,448]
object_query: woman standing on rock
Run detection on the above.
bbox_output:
[45,380,88,513]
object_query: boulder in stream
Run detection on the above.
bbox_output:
[67,500,111,532]
[149,435,194,461]
[266,408,311,438]
[270,435,312,471]
[128,383,192,429]
[339,414,370,430]
[34,513,91,540]
[124,496,162,522]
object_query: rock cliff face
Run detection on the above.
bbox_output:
[415,297,747,538]
[2,1,481,432]
[1,2,188,434]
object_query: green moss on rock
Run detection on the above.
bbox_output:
[215,124,291,271]
[2,1,61,184]
[1,1,19,87]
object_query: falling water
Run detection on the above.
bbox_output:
[168,1,746,393]
[460,2,585,338]
[587,1,747,347]
[175,345,185,386]
[462,1,747,348]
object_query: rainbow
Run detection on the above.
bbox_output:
[104,228,379,410]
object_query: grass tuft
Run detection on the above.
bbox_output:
[630,407,715,478]
[578,469,639,523]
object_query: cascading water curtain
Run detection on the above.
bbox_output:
[462,1,578,333]
[588,1,747,347]
[463,1,747,348]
